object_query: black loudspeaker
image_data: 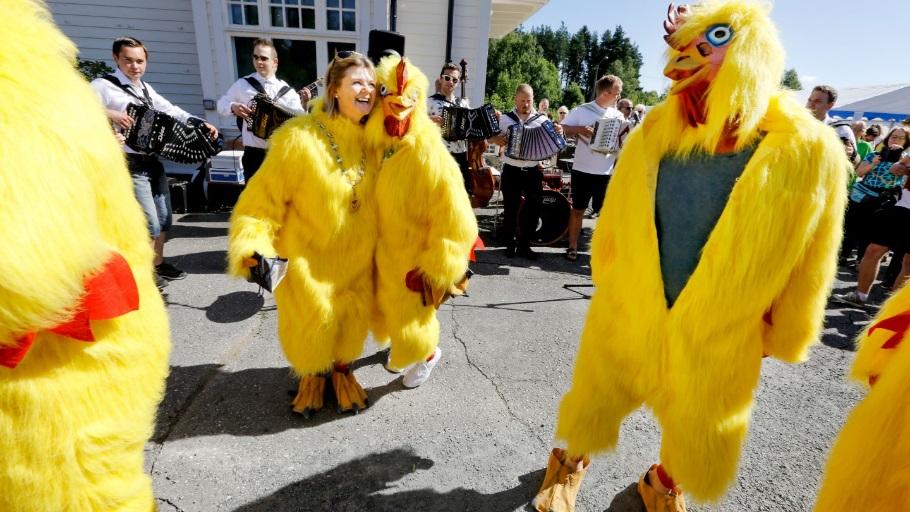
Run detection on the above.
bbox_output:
[368,30,405,64]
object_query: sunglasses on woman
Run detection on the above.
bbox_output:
[334,50,363,60]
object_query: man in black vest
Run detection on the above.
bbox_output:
[427,62,472,195]
[217,38,306,181]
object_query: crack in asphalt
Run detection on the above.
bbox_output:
[448,304,550,449]
[148,307,270,475]
[156,496,186,512]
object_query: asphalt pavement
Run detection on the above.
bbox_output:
[149,209,870,512]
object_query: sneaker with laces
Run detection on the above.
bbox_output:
[833,291,866,308]
[156,262,187,280]
[402,347,441,388]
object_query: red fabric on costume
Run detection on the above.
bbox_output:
[655,464,677,490]
[0,252,139,369]
[384,116,411,138]
[868,312,910,350]
[469,236,485,262]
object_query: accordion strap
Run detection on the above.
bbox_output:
[244,76,292,101]
[102,74,152,106]
[505,111,544,126]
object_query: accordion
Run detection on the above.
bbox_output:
[589,116,630,154]
[124,103,223,164]
[505,120,567,161]
[246,93,296,139]
[441,104,500,141]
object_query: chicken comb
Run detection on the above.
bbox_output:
[663,3,691,48]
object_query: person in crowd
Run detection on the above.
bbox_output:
[836,151,910,308]
[490,84,552,260]
[839,126,910,265]
[617,98,634,120]
[217,38,306,181]
[852,120,867,142]
[228,52,378,417]
[559,75,625,262]
[806,84,837,123]
[538,98,552,119]
[630,103,647,127]
[556,105,569,123]
[427,62,472,196]
[857,124,880,160]
[92,36,218,288]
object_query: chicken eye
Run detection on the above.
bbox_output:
[379,84,389,96]
[705,24,733,47]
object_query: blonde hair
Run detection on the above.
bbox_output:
[324,52,375,117]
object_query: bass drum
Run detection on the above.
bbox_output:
[521,189,570,246]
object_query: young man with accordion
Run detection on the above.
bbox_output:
[427,62,472,195]
[559,75,626,262]
[217,38,307,181]
[92,37,219,287]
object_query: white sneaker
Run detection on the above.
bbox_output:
[402,348,441,388]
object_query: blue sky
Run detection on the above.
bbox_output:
[523,0,910,94]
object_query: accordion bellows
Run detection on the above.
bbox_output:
[505,120,568,161]
[441,104,500,141]
[124,103,223,164]
[247,93,295,139]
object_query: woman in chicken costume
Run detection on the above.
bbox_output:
[365,55,477,382]
[814,285,910,511]
[228,53,379,416]
[0,2,170,510]
[532,2,846,511]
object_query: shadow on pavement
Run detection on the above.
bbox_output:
[231,448,545,512]
[154,363,407,442]
[178,212,231,223]
[166,223,228,239]
[169,249,228,275]
[167,291,265,323]
[604,483,646,512]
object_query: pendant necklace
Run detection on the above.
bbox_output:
[316,120,366,212]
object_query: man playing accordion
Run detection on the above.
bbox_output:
[92,36,218,288]
[217,38,306,181]
[427,62,472,196]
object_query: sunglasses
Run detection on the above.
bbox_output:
[334,50,363,61]
[252,55,272,62]
[441,75,459,84]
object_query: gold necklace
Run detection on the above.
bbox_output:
[316,120,366,212]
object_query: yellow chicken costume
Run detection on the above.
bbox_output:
[365,55,478,371]
[533,2,846,511]
[228,95,378,416]
[0,2,170,510]
[815,286,910,511]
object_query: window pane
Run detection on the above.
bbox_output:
[270,6,284,26]
[287,0,298,4]
[342,11,355,31]
[270,0,281,4]
[302,0,314,5]
[274,38,317,88]
[327,42,356,63]
[286,7,299,28]
[342,0,355,8]
[244,5,258,25]
[327,10,339,30]
[230,4,243,24]
[327,0,338,7]
[301,8,315,28]
[233,37,257,78]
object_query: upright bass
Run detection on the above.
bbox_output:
[459,59,496,208]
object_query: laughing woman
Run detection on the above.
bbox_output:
[228,52,379,417]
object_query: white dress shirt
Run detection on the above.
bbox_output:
[91,69,196,155]
[217,73,305,149]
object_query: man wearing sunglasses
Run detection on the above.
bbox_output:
[427,62,472,196]
[217,38,306,181]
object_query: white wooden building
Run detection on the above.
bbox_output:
[47,0,548,131]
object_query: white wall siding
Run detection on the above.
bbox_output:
[395,0,447,82]
[47,0,206,116]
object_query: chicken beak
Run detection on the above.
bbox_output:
[663,40,713,94]
[382,95,415,121]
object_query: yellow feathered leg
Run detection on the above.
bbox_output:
[531,448,590,512]
[291,374,326,418]
[331,364,368,414]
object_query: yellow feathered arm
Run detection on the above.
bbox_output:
[760,99,847,362]
[814,285,910,511]
[0,10,132,347]
[227,117,304,279]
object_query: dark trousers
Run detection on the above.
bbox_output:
[451,151,472,195]
[841,199,881,261]
[242,147,267,182]
[501,163,543,247]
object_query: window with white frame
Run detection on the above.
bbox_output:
[228,0,259,26]
[326,0,356,31]
[270,0,316,29]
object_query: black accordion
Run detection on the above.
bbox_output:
[124,103,223,164]
[246,93,296,139]
[441,104,500,141]
[505,120,568,161]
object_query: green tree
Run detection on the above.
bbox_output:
[781,68,802,90]
[485,31,562,111]
[561,82,585,109]
[76,58,113,81]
